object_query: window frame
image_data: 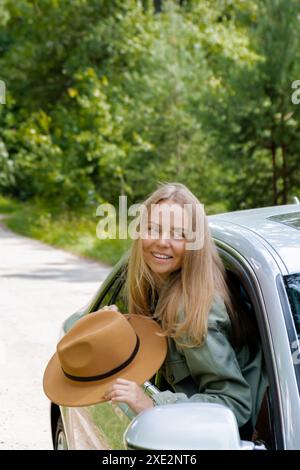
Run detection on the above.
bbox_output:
[277,274,300,396]
[95,266,126,310]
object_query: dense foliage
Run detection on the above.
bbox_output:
[0,0,299,213]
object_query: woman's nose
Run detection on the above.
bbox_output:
[157,232,171,246]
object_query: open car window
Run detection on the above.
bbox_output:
[284,273,300,337]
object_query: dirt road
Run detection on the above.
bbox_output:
[0,218,111,449]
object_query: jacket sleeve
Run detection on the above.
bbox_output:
[152,325,252,428]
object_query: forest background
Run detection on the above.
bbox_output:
[0,0,299,264]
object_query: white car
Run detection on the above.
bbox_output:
[50,203,300,450]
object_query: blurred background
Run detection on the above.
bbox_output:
[0,0,299,265]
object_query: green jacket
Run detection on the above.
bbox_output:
[152,299,268,429]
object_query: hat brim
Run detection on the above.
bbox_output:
[43,314,167,407]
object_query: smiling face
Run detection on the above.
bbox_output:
[141,200,189,282]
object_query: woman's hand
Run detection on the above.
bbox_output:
[104,378,154,414]
[97,304,119,312]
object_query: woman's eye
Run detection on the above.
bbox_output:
[148,225,159,235]
[172,229,185,239]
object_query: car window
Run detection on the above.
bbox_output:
[217,245,278,448]
[283,272,300,395]
[97,266,128,313]
[226,270,260,340]
[111,281,128,314]
[284,273,300,337]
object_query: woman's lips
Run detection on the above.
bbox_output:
[151,252,173,262]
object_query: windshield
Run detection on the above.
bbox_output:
[284,273,300,336]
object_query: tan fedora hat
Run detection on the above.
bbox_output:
[43,310,167,407]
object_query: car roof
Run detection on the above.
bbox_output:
[209,203,300,274]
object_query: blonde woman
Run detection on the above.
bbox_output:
[104,183,267,439]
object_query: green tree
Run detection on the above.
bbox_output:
[200,0,300,208]
[1,0,299,213]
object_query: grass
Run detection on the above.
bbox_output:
[0,195,130,266]
[0,195,19,213]
[88,402,132,449]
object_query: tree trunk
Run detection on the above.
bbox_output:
[153,0,163,13]
[271,141,278,205]
[281,143,288,205]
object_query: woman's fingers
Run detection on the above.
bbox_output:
[109,305,119,311]
[115,378,131,385]
[98,304,119,312]
[103,379,154,414]
[108,390,127,400]
[104,389,129,402]
[104,379,134,400]
[110,385,129,393]
[106,379,134,393]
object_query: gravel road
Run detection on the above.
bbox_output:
[0,217,111,449]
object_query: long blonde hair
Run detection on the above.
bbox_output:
[126,182,233,347]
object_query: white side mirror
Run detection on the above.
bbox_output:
[125,403,256,450]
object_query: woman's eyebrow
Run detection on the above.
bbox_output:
[149,221,184,230]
